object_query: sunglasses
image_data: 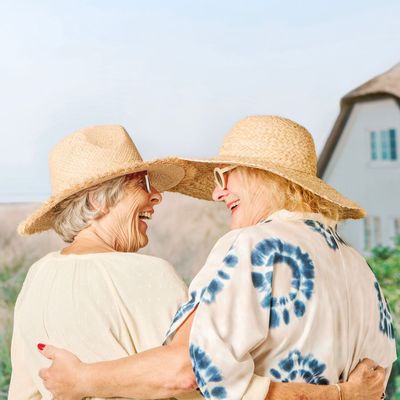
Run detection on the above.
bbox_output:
[143,173,152,193]
[213,166,237,190]
[129,171,152,193]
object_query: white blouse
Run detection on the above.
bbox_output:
[9,251,190,400]
[165,210,397,400]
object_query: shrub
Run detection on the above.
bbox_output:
[368,236,400,400]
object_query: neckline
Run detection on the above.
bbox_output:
[259,209,338,228]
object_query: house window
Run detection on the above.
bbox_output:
[370,129,398,161]
[364,216,382,250]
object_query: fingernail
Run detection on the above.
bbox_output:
[37,343,46,351]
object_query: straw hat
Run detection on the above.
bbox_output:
[19,125,185,235]
[170,115,365,220]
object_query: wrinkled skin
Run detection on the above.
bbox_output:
[62,174,161,255]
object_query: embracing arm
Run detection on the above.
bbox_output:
[267,359,385,400]
[40,312,197,399]
[40,314,385,400]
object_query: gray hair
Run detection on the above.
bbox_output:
[53,176,128,242]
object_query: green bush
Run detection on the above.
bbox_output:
[0,256,30,398]
[0,327,12,400]
[368,236,400,400]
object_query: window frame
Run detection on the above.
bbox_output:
[369,128,399,165]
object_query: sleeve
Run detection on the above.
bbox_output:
[188,231,272,400]
[8,322,41,400]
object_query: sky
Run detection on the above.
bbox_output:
[0,0,399,202]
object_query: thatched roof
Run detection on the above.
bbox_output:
[318,63,400,177]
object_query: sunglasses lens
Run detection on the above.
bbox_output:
[214,169,225,189]
[144,174,151,193]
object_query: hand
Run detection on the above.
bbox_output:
[38,344,87,400]
[342,358,385,400]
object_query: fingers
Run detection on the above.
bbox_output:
[39,367,49,380]
[374,366,385,374]
[38,344,58,360]
[359,358,379,370]
[38,368,52,391]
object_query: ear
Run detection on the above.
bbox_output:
[88,192,109,215]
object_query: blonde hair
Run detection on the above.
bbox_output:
[52,176,128,242]
[236,167,341,221]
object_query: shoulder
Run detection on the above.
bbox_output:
[103,252,188,291]
[106,252,182,277]
[209,220,319,269]
[214,220,299,249]
[18,252,58,288]
[13,252,60,311]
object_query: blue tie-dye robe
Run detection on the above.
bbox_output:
[164,210,396,400]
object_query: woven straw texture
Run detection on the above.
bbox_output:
[19,125,184,235]
[170,116,365,220]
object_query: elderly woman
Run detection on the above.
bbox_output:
[9,125,189,399]
[38,116,395,400]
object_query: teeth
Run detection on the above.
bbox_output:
[139,211,152,220]
[230,200,240,210]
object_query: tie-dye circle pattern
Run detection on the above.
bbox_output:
[270,350,329,384]
[374,281,395,339]
[190,344,227,399]
[251,238,315,328]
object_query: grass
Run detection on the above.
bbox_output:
[0,255,30,398]
[0,327,12,400]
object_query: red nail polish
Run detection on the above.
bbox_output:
[37,343,46,351]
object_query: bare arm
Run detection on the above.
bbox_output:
[40,311,385,400]
[40,312,197,399]
[266,360,386,400]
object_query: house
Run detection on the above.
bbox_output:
[318,63,400,253]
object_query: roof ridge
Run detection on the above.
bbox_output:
[342,62,400,103]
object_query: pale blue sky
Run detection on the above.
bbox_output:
[0,0,399,201]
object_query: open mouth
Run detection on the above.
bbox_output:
[138,211,153,220]
[227,200,240,212]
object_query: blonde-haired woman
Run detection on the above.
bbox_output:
[9,125,189,399]
[38,116,394,400]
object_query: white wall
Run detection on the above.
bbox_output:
[323,98,400,252]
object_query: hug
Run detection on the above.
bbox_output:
[10,116,396,400]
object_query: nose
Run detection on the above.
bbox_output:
[150,187,162,204]
[212,185,229,202]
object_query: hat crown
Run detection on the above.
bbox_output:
[219,116,317,175]
[49,125,143,194]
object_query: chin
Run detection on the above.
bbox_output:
[140,235,148,248]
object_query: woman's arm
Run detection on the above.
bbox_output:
[9,323,42,400]
[39,310,385,400]
[267,359,385,400]
[40,312,197,399]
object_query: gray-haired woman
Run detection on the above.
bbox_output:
[9,125,189,399]
[37,117,393,400]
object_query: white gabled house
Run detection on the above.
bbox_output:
[318,63,400,253]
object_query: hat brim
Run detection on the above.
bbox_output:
[169,156,365,220]
[18,157,185,236]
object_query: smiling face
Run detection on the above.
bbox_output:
[93,172,162,252]
[212,167,280,229]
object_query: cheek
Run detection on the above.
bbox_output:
[123,190,148,217]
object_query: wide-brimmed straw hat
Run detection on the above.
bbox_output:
[170,115,365,220]
[19,125,185,235]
